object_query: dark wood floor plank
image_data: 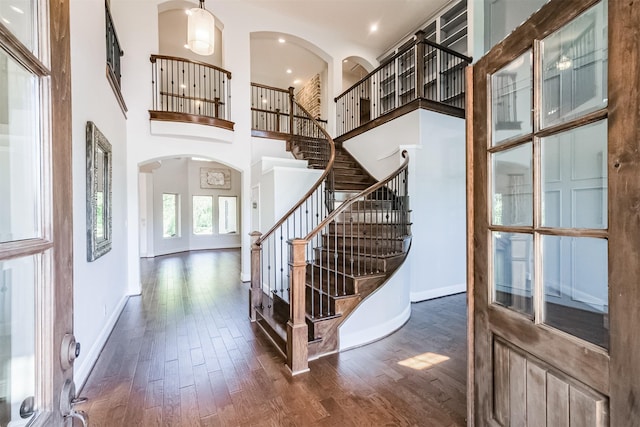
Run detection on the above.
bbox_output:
[78,250,467,426]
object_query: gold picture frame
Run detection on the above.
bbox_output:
[200,168,231,189]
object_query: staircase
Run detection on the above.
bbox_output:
[255,134,411,362]
[250,101,410,374]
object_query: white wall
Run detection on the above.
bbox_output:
[252,157,321,233]
[339,256,412,350]
[70,0,130,389]
[344,109,467,303]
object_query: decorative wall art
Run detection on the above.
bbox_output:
[86,121,113,261]
[200,167,231,189]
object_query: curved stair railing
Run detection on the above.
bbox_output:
[249,101,335,362]
[285,151,411,371]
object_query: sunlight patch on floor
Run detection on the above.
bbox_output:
[398,352,450,370]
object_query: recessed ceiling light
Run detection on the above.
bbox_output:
[184,44,189,49]
[286,69,292,74]
[293,79,301,84]
[370,23,378,32]
[278,38,285,43]
[1,17,10,24]
[10,6,24,14]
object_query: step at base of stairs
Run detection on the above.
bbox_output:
[255,308,287,356]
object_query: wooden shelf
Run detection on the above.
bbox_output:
[441,9,467,33]
[441,26,467,47]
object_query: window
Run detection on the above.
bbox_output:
[218,196,237,234]
[193,196,213,235]
[489,0,608,348]
[162,193,179,238]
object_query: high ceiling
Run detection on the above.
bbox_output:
[248,0,453,90]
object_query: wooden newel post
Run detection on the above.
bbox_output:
[287,239,309,375]
[249,231,263,321]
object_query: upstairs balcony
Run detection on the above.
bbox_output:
[250,83,328,142]
[146,33,469,141]
[149,54,234,130]
[335,31,472,141]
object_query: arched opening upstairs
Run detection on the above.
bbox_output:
[138,155,242,259]
[250,32,330,123]
[341,56,374,92]
[157,0,224,68]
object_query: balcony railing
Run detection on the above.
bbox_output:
[335,31,472,137]
[106,3,123,89]
[150,55,232,128]
[251,83,327,139]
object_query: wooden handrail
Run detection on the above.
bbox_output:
[304,150,409,241]
[335,35,471,102]
[255,101,336,247]
[150,54,232,79]
[251,107,328,124]
[159,91,223,104]
[251,82,290,93]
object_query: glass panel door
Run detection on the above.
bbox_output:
[470,0,613,424]
[0,0,75,424]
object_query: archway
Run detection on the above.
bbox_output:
[138,156,242,258]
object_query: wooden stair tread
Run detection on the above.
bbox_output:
[306,312,342,323]
[307,264,387,280]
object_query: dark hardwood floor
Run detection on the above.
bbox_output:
[76,249,467,426]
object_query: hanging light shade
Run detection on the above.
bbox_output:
[187,0,215,56]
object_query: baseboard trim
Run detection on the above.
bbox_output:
[339,304,411,351]
[411,283,467,302]
[74,294,129,392]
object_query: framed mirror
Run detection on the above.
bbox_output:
[86,121,112,261]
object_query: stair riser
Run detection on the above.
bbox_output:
[305,286,336,317]
[307,265,356,294]
[272,292,290,320]
[321,236,405,253]
[342,200,395,210]
[313,251,389,274]
[314,249,407,274]
[334,183,374,191]
[328,223,411,237]
[335,211,409,224]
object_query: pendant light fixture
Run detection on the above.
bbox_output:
[187,0,215,56]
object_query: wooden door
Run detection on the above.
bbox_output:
[468,0,640,425]
[0,0,75,426]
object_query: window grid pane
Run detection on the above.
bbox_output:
[0,50,41,243]
[540,0,608,128]
[491,143,533,227]
[492,232,534,318]
[542,235,608,348]
[162,194,178,238]
[192,196,213,235]
[491,50,532,146]
[488,1,608,349]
